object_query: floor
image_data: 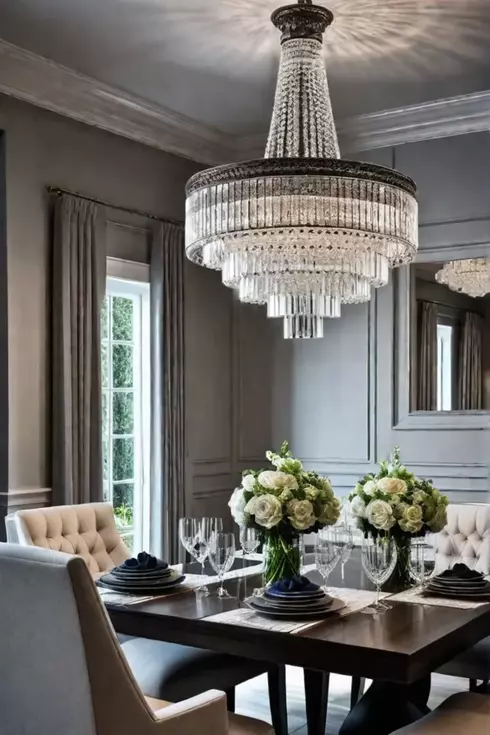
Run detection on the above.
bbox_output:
[235,667,469,734]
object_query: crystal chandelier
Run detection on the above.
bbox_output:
[185,0,419,338]
[436,258,490,298]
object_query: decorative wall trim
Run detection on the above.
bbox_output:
[338,90,490,153]
[2,39,490,164]
[0,39,236,165]
[6,487,52,510]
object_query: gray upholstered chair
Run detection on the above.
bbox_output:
[391,692,490,734]
[434,504,490,691]
[0,542,273,735]
[5,504,286,730]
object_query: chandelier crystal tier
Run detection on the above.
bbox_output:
[436,258,490,298]
[185,0,419,338]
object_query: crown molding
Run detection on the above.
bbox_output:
[337,90,490,153]
[1,38,489,163]
[0,39,236,165]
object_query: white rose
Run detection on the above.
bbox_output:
[228,487,247,526]
[287,499,315,531]
[363,480,377,496]
[399,504,424,534]
[304,485,319,501]
[318,497,341,526]
[246,494,283,529]
[377,477,408,496]
[241,474,256,492]
[350,495,367,519]
[366,499,396,531]
[258,470,298,492]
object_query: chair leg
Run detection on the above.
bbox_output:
[268,665,288,735]
[226,687,236,713]
[350,677,366,710]
[469,679,479,693]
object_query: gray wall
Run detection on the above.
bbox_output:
[0,95,234,521]
[239,132,490,506]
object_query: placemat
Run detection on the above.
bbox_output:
[204,588,389,634]
[389,586,489,609]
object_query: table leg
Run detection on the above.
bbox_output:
[268,665,288,735]
[339,677,430,735]
[304,668,330,735]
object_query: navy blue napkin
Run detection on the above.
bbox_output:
[269,575,320,593]
[439,563,483,580]
[119,551,169,572]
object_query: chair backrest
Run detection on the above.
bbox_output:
[434,503,490,575]
[6,502,131,573]
[0,543,170,735]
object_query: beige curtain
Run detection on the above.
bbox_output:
[150,222,185,562]
[417,301,438,411]
[459,311,483,410]
[52,195,106,505]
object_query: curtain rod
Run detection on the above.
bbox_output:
[46,186,183,227]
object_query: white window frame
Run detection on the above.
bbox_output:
[104,258,150,553]
[437,322,453,411]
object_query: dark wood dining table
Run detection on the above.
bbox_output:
[105,551,490,735]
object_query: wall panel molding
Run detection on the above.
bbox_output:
[5,487,52,510]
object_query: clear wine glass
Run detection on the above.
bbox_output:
[315,528,342,594]
[209,532,236,598]
[240,527,260,599]
[361,535,398,615]
[337,524,354,585]
[410,537,435,591]
[197,517,223,596]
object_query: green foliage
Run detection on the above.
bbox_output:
[112,392,134,434]
[112,297,133,341]
[112,345,133,388]
[112,438,134,481]
[101,296,108,340]
[114,502,134,527]
[113,484,134,513]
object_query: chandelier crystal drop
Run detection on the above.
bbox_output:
[185,0,419,338]
[436,258,490,298]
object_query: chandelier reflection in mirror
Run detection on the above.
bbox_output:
[185,0,419,338]
[436,258,490,299]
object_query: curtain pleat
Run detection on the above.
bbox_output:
[150,222,185,562]
[417,301,438,411]
[52,195,106,505]
[459,311,483,410]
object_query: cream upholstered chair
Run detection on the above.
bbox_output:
[0,542,272,735]
[391,692,490,734]
[434,504,490,690]
[5,503,287,731]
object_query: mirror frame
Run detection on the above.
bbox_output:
[393,243,490,431]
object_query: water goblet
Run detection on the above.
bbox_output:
[337,524,354,584]
[361,535,398,615]
[410,536,435,592]
[197,517,223,595]
[240,527,260,599]
[209,532,236,598]
[315,528,342,593]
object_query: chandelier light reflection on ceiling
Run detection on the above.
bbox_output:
[436,258,490,298]
[185,0,419,338]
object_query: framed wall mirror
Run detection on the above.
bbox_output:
[394,251,490,430]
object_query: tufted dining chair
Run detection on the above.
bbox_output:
[5,503,287,733]
[0,542,273,735]
[391,692,490,734]
[433,503,490,691]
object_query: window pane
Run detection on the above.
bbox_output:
[102,435,109,481]
[101,345,109,388]
[113,392,134,435]
[112,297,133,341]
[112,344,133,388]
[102,391,109,436]
[113,483,134,516]
[112,438,134,481]
[101,295,109,340]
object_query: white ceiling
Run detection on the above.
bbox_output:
[1,0,490,137]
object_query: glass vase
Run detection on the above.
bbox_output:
[381,536,412,593]
[263,534,302,586]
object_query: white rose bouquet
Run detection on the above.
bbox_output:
[349,447,449,592]
[229,442,341,583]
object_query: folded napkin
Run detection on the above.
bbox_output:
[119,551,169,572]
[269,575,320,593]
[438,563,483,580]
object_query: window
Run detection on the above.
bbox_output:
[436,323,453,411]
[101,264,150,553]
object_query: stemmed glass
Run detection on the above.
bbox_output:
[336,524,354,584]
[178,517,222,596]
[361,535,398,615]
[410,537,435,592]
[209,532,236,598]
[240,527,260,598]
[315,528,342,594]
